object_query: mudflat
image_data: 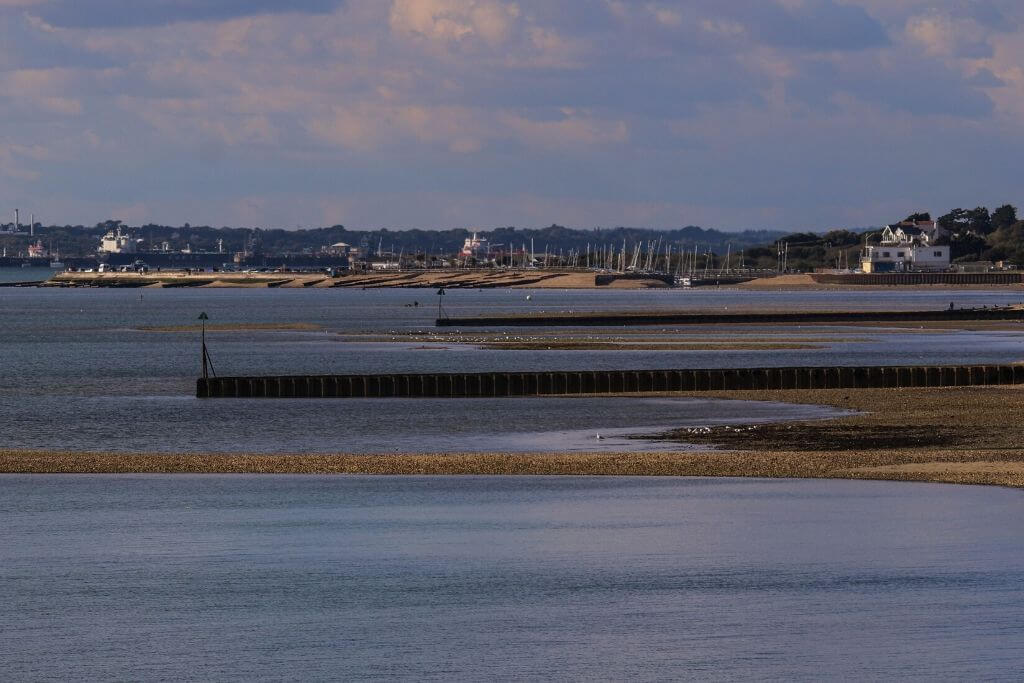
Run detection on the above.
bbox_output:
[3,386,1024,488]
[46,270,669,289]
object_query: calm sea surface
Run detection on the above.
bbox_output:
[2,475,1023,681]
[3,271,1024,680]
[1,276,1023,452]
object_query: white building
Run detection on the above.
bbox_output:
[861,220,950,273]
[27,240,47,258]
[325,242,359,257]
[98,227,139,254]
[461,232,489,259]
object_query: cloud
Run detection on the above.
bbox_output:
[906,11,993,58]
[732,0,890,52]
[1,0,1023,230]
[24,0,346,28]
[966,68,1004,88]
[0,140,47,180]
[388,0,521,47]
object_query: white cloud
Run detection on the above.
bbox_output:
[388,0,521,47]
[1,0,1023,228]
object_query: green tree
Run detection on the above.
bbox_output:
[939,207,991,235]
[949,232,988,261]
[991,204,1018,231]
[986,221,1024,263]
[902,212,931,222]
[938,208,968,233]
[967,207,992,234]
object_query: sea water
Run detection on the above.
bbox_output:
[1,284,1023,452]
[1,475,1022,681]
[3,281,1024,680]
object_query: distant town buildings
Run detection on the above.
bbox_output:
[98,227,140,254]
[27,240,47,258]
[461,232,489,259]
[325,242,359,257]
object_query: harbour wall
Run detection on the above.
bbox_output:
[197,363,1024,398]
[811,272,1024,285]
[435,307,1024,327]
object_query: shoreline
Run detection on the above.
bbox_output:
[3,449,1023,489]
[43,270,669,289]
[35,269,1024,290]
[5,386,1024,489]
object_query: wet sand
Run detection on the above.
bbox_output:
[3,386,1024,488]
[47,270,669,289]
[3,447,1023,488]
[138,322,324,332]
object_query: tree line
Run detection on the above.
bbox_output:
[933,205,1020,262]
[2,207,1021,269]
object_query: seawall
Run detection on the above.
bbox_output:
[435,306,1024,327]
[811,272,1024,286]
[197,364,1024,398]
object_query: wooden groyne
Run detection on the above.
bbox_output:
[811,272,1024,286]
[0,280,46,288]
[435,306,1024,328]
[197,363,1024,398]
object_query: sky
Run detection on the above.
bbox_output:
[1,0,1022,232]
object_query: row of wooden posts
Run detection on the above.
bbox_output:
[197,364,1024,398]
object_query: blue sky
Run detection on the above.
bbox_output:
[1,0,1022,231]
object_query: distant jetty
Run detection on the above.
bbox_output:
[436,305,1024,327]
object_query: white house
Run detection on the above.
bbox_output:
[325,242,359,257]
[861,220,950,273]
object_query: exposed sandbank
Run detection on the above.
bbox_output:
[47,270,1024,291]
[47,270,669,289]
[138,322,324,332]
[4,386,1024,488]
[2,448,1023,489]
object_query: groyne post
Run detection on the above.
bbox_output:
[197,363,1024,398]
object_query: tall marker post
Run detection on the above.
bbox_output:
[199,312,209,381]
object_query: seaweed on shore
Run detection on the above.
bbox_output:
[651,422,982,451]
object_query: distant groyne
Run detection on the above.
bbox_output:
[435,306,1024,328]
[197,363,1024,398]
[811,272,1024,286]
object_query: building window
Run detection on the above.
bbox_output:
[882,252,890,257]
[897,252,905,258]
[934,251,942,257]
